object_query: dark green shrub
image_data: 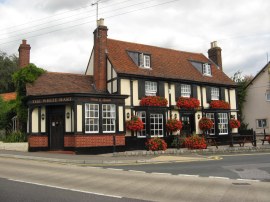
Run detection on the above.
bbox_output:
[3,131,27,142]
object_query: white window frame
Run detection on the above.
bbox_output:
[203,63,211,76]
[139,53,151,68]
[150,113,163,137]
[136,111,146,138]
[211,87,219,100]
[266,90,270,101]
[218,113,228,135]
[256,119,267,128]
[85,104,99,133]
[181,84,191,97]
[206,113,215,135]
[145,81,157,96]
[102,104,116,133]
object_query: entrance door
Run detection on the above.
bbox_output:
[49,106,65,150]
[181,114,195,135]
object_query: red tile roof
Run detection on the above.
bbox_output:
[107,39,235,86]
[0,92,17,101]
[26,72,96,96]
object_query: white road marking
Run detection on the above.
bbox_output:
[209,176,230,180]
[7,178,122,198]
[128,170,146,173]
[236,178,260,182]
[178,174,199,177]
[105,168,123,171]
[151,172,172,175]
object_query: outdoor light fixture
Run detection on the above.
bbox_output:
[230,115,235,119]
[127,112,130,119]
[174,114,177,119]
[66,112,70,119]
[41,113,45,120]
[197,114,201,119]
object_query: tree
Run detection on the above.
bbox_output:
[231,71,254,129]
[0,97,16,133]
[0,51,19,93]
[12,63,45,132]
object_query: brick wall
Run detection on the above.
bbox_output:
[18,40,31,68]
[73,134,125,147]
[64,135,75,147]
[28,135,48,147]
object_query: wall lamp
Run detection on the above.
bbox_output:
[66,112,70,119]
[41,113,45,120]
[197,114,201,120]
[127,112,130,119]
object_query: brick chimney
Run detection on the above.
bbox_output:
[208,41,222,71]
[18,39,31,68]
[93,18,108,92]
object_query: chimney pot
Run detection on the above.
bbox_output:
[97,18,104,27]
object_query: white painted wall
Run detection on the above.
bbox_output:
[170,84,176,106]
[65,105,72,132]
[229,89,237,110]
[32,108,38,133]
[41,107,46,133]
[77,105,82,132]
[243,64,270,134]
[118,106,124,132]
[85,50,94,75]
[121,79,131,106]
[202,87,210,108]
[133,80,140,106]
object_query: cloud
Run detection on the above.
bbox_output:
[0,0,269,77]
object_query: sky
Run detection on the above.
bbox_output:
[0,0,269,77]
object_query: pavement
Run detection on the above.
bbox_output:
[0,141,270,166]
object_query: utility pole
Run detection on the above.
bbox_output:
[92,0,101,24]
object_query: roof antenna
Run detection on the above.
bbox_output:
[92,0,101,25]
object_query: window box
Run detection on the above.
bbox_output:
[140,96,168,107]
[210,100,230,109]
[176,97,200,110]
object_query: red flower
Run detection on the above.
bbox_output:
[176,97,200,109]
[126,116,144,131]
[210,100,230,109]
[166,119,183,132]
[199,117,214,130]
[184,135,207,150]
[140,96,168,107]
[145,138,167,151]
[229,119,240,128]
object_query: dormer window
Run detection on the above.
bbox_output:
[203,63,211,76]
[139,53,151,68]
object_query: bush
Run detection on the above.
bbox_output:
[184,134,207,149]
[145,138,167,151]
[171,135,185,148]
[2,131,27,142]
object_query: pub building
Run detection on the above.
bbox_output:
[24,19,238,151]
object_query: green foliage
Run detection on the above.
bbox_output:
[0,51,19,93]
[2,131,27,142]
[231,71,253,127]
[12,63,45,131]
[0,97,16,131]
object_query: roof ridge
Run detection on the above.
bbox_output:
[45,71,89,76]
[107,38,203,56]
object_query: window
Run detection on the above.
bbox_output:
[266,90,270,101]
[102,104,116,133]
[257,119,267,128]
[136,111,146,137]
[150,113,163,137]
[145,81,157,96]
[218,113,228,135]
[206,113,215,135]
[203,63,211,76]
[211,87,219,100]
[139,53,151,68]
[181,84,191,97]
[85,104,99,133]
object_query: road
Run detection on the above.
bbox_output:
[102,153,270,181]
[0,154,270,202]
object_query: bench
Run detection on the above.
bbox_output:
[260,134,270,145]
[205,136,219,149]
[231,134,255,147]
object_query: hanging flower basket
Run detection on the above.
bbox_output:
[176,97,200,109]
[145,138,167,151]
[166,119,183,132]
[126,116,144,131]
[199,117,214,131]
[140,96,168,107]
[229,119,241,128]
[210,100,230,109]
